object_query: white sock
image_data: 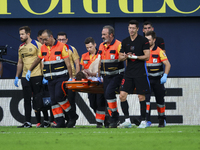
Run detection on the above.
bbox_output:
[125,118,131,123]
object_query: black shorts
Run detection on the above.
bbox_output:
[120,76,150,95]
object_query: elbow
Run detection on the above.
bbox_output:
[145,56,150,61]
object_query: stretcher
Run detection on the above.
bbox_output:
[62,79,104,94]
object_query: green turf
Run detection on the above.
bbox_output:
[0,125,200,150]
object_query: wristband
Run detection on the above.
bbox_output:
[128,55,138,59]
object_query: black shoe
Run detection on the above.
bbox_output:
[158,119,165,127]
[133,118,141,126]
[67,114,79,128]
[96,122,103,128]
[104,114,110,128]
[17,122,32,128]
[109,120,120,128]
[41,121,50,128]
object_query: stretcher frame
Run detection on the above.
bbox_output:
[63,79,104,94]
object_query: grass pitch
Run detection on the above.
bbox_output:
[0,125,199,150]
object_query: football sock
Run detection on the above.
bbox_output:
[35,111,41,123]
[42,110,49,121]
[140,101,146,120]
[121,100,129,119]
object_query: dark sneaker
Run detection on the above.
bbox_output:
[17,122,32,128]
[158,119,166,127]
[133,118,141,126]
[67,114,79,128]
[109,120,120,128]
[96,122,103,128]
[40,121,51,128]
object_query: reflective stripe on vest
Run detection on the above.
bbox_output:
[148,71,163,77]
[43,59,65,65]
[43,70,68,78]
[101,59,119,63]
[100,68,125,75]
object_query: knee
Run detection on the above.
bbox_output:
[138,95,145,101]
[119,92,127,102]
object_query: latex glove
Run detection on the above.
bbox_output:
[68,78,72,81]
[160,73,168,84]
[14,77,19,87]
[97,77,102,83]
[26,70,31,81]
[42,78,48,84]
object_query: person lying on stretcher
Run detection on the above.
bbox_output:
[76,69,103,82]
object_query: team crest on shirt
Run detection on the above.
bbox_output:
[130,46,135,51]
[163,52,166,57]
[29,48,32,52]
[65,47,68,52]
[153,58,157,63]
[56,56,61,60]
[110,55,115,59]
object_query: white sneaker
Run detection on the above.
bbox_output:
[137,120,147,128]
[118,121,132,128]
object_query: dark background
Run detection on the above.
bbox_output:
[0,17,199,78]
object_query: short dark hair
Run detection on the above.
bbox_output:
[129,20,139,28]
[143,21,153,28]
[75,71,87,81]
[84,37,95,45]
[37,30,44,37]
[103,25,115,37]
[145,31,156,39]
[42,29,53,37]
[19,26,31,34]
[57,32,67,38]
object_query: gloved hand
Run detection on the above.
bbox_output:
[160,73,168,84]
[97,77,102,83]
[14,77,19,87]
[26,70,31,81]
[68,78,72,81]
[42,78,48,84]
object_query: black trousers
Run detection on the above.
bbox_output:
[88,93,106,113]
[21,76,43,123]
[146,77,166,121]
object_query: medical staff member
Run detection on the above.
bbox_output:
[26,29,78,128]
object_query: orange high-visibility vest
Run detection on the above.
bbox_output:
[99,39,124,76]
[81,51,98,69]
[40,41,68,80]
[146,46,167,77]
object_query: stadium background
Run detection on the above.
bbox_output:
[0,0,199,125]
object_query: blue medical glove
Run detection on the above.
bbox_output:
[68,78,72,81]
[42,78,48,84]
[160,73,168,84]
[26,70,31,81]
[97,77,102,83]
[14,77,19,87]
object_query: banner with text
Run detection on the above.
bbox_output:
[0,0,200,18]
[0,78,199,126]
